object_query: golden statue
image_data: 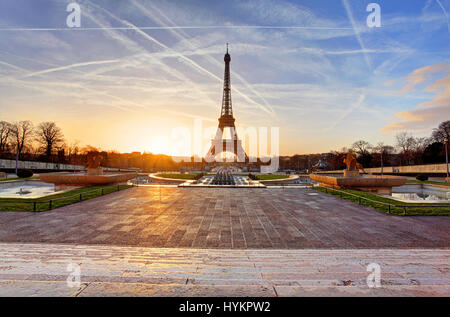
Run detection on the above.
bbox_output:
[86,151,103,169]
[343,153,365,172]
[86,151,104,175]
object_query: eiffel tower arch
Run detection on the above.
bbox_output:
[205,44,248,164]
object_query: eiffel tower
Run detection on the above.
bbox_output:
[206,44,248,163]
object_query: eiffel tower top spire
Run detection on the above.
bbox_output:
[220,43,233,121]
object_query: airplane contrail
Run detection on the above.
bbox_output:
[0,25,353,32]
[131,0,277,119]
[342,0,372,70]
[22,60,120,78]
[436,0,450,34]
[86,0,277,117]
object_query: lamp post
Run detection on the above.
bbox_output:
[380,149,384,177]
[445,137,449,182]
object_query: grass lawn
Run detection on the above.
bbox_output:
[313,187,450,216]
[255,174,290,180]
[0,184,131,212]
[407,180,450,187]
[157,173,200,180]
[0,176,40,182]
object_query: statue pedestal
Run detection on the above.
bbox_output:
[87,167,104,175]
[344,170,359,177]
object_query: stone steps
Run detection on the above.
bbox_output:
[0,243,448,296]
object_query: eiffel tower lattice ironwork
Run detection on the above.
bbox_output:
[206,44,248,163]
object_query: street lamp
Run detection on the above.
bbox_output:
[380,149,384,177]
[445,137,449,182]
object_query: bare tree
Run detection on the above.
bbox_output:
[36,122,64,157]
[395,132,414,164]
[10,121,34,174]
[373,142,395,176]
[67,140,80,156]
[351,140,372,156]
[351,140,373,167]
[0,121,12,154]
[66,140,81,165]
[395,132,429,165]
[432,120,450,143]
[415,137,430,148]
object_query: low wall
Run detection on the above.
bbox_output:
[148,173,188,185]
[0,159,84,171]
[317,163,448,176]
[40,172,137,186]
[0,159,139,173]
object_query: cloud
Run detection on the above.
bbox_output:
[382,63,450,131]
[399,62,450,93]
[424,76,450,92]
[382,106,450,132]
[324,94,366,132]
[1,0,449,153]
[419,86,450,107]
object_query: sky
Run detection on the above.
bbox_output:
[0,0,449,156]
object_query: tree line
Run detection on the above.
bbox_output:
[279,120,449,171]
[1,119,448,173]
[0,121,66,173]
[0,120,184,172]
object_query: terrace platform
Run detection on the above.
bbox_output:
[0,243,448,297]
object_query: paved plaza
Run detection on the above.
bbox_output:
[0,187,448,249]
[1,187,449,296]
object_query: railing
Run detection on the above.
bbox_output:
[0,185,131,212]
[318,187,450,216]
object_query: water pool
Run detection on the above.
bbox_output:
[387,184,450,203]
[0,181,62,199]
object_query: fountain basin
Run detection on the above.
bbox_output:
[387,183,450,203]
[259,175,300,185]
[309,174,407,194]
[0,180,69,198]
[40,171,137,189]
[179,175,266,188]
[148,173,188,184]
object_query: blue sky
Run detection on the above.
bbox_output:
[0,0,449,155]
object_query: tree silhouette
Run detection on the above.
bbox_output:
[36,122,64,157]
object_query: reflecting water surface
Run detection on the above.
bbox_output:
[0,181,57,198]
[391,192,448,201]
[389,184,449,202]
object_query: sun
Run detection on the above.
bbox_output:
[147,137,170,155]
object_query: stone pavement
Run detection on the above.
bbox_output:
[0,187,448,248]
[0,243,448,297]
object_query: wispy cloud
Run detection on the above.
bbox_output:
[87,0,277,119]
[341,0,371,70]
[22,59,120,78]
[382,63,450,132]
[398,62,450,93]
